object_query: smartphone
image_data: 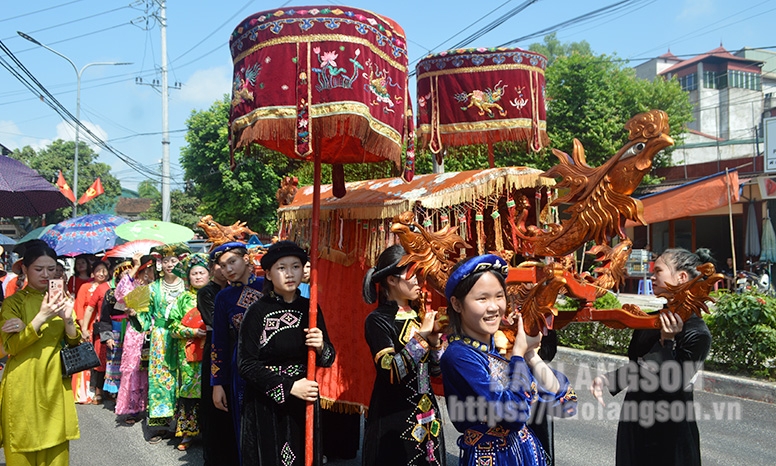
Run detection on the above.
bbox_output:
[48,278,64,299]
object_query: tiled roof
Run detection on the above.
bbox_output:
[115,197,152,214]
[659,46,762,75]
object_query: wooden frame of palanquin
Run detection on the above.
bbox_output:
[277,165,689,332]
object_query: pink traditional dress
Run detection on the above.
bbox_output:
[113,274,150,418]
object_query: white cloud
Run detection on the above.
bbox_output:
[178,66,231,105]
[55,120,109,153]
[678,0,716,20]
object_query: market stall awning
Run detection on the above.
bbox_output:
[279,166,554,221]
[625,169,740,227]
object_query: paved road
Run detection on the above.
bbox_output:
[2,356,774,465]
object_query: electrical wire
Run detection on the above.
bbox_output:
[0,0,85,24]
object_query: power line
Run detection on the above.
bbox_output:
[0,0,85,24]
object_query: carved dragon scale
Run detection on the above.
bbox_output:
[390,110,723,339]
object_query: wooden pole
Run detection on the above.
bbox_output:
[726,168,737,278]
[305,155,321,466]
[487,141,495,168]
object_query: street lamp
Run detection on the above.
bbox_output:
[18,31,131,217]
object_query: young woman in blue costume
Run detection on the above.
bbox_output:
[210,241,264,459]
[440,254,577,466]
[146,242,191,444]
[238,240,335,466]
[361,244,446,465]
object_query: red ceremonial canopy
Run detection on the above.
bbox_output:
[416,47,549,159]
[229,6,415,179]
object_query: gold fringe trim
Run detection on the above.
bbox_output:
[417,123,549,151]
[320,397,368,415]
[232,111,403,166]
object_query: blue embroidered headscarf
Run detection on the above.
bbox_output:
[445,254,509,302]
[209,242,247,262]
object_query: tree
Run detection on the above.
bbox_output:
[137,180,160,198]
[528,32,592,66]
[142,186,201,230]
[10,140,122,224]
[545,52,693,169]
[180,96,299,235]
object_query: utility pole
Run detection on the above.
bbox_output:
[135,0,179,221]
[160,0,170,222]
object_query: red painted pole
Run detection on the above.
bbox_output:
[305,155,321,466]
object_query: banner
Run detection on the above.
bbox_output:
[77,177,105,205]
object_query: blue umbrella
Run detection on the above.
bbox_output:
[41,214,129,256]
[0,233,16,245]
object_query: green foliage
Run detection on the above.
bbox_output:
[556,292,632,355]
[528,33,593,67]
[705,291,776,379]
[141,187,202,231]
[546,53,693,169]
[180,96,298,235]
[10,140,122,223]
[137,180,160,198]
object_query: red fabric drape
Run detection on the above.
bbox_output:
[316,258,375,412]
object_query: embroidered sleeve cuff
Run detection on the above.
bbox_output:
[403,334,429,365]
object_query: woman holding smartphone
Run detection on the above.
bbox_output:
[0,244,82,465]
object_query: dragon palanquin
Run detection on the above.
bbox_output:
[516,109,674,257]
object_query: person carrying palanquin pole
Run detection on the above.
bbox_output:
[361,244,446,465]
[238,240,336,466]
[146,242,191,444]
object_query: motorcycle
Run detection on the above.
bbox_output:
[735,261,775,296]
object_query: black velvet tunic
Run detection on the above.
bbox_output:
[238,291,335,466]
[607,314,711,466]
[362,301,446,466]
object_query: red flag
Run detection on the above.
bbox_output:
[77,177,105,205]
[56,170,76,203]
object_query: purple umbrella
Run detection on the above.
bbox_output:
[41,214,129,256]
[0,155,71,216]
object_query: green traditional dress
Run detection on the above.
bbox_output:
[0,287,82,464]
[147,278,186,426]
[169,289,203,437]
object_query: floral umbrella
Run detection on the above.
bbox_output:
[40,214,128,256]
[228,7,412,464]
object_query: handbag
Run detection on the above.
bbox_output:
[60,341,101,377]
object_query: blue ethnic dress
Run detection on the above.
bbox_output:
[211,274,264,448]
[439,335,577,466]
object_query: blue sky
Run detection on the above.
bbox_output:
[1,0,773,191]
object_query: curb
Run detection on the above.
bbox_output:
[554,346,776,404]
